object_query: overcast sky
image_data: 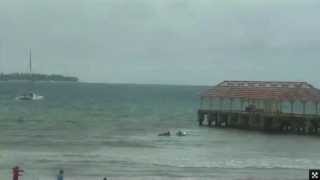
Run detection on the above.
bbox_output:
[0,0,320,86]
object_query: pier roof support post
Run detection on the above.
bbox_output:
[263,100,267,113]
[219,97,223,111]
[316,102,319,115]
[271,100,275,113]
[240,99,244,112]
[257,99,262,109]
[302,101,306,115]
[209,97,213,110]
[279,100,282,113]
[230,98,234,112]
[290,100,294,114]
[271,100,278,114]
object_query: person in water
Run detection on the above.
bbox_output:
[158,131,170,136]
[57,169,64,180]
[176,130,187,136]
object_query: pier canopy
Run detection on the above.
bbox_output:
[200,81,320,115]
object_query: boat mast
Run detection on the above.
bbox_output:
[0,41,4,74]
[29,48,32,74]
[28,48,34,85]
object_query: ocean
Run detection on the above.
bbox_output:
[0,82,318,180]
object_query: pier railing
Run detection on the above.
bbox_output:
[197,109,320,134]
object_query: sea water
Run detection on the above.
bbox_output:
[0,82,318,180]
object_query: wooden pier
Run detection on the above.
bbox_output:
[198,81,320,135]
[198,110,320,134]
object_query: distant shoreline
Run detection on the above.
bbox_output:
[0,73,79,82]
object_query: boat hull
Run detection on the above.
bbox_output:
[15,95,44,101]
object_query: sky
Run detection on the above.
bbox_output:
[0,0,320,86]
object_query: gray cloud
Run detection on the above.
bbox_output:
[0,0,320,86]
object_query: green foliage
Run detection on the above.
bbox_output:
[0,73,78,82]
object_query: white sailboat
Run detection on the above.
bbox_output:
[15,49,44,101]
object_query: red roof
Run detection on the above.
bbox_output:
[201,81,320,102]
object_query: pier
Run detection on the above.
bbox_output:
[198,81,320,134]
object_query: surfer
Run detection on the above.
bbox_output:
[158,131,171,136]
[176,130,187,136]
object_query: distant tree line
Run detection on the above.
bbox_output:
[0,73,79,82]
